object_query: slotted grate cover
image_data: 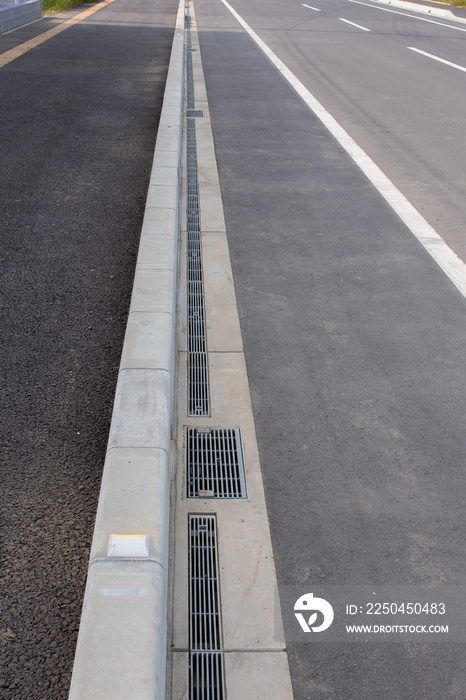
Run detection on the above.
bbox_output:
[189,515,226,697]
[189,515,222,651]
[186,115,209,415]
[187,428,247,499]
[190,652,226,700]
[186,11,225,697]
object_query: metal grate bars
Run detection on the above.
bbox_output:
[188,516,226,698]
[189,516,222,651]
[186,15,209,415]
[190,653,226,700]
[186,115,209,414]
[186,15,225,698]
[186,16,195,110]
[187,428,247,499]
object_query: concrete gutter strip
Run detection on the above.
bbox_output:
[68,1,185,698]
[370,0,466,22]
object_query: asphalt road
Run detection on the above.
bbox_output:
[193,0,466,697]
[0,1,177,697]
[213,0,466,264]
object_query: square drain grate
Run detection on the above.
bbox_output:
[187,428,247,499]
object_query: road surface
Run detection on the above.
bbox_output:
[193,0,466,696]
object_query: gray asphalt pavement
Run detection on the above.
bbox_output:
[194,0,466,697]
[214,0,466,264]
[0,1,177,697]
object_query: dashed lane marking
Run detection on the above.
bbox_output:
[338,16,371,30]
[218,0,466,299]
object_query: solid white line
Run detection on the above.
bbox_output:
[218,0,466,298]
[339,17,371,30]
[302,3,321,10]
[347,0,466,33]
[408,46,466,73]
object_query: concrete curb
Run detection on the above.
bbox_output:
[68,0,185,697]
[370,0,466,22]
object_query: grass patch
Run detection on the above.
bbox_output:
[42,0,92,14]
[429,0,466,5]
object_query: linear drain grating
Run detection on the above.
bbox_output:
[189,353,209,415]
[186,111,209,414]
[189,515,222,651]
[187,428,247,499]
[189,516,225,699]
[186,19,195,109]
[186,12,225,697]
[190,653,226,700]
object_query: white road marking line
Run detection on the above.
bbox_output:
[407,46,466,73]
[218,0,466,298]
[302,3,321,10]
[338,17,371,30]
[347,0,466,33]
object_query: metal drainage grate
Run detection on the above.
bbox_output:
[186,15,210,416]
[189,515,226,699]
[186,16,195,110]
[189,515,221,650]
[187,428,247,499]
[186,114,209,415]
[186,13,210,416]
[190,652,226,700]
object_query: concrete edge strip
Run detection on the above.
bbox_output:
[349,0,466,25]
[67,1,185,698]
[369,0,458,19]
[170,5,294,696]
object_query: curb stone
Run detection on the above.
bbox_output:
[67,0,185,697]
[370,0,466,22]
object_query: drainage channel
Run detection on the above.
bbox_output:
[186,13,226,695]
[186,13,209,417]
[170,5,293,698]
[187,427,247,499]
[189,515,226,699]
